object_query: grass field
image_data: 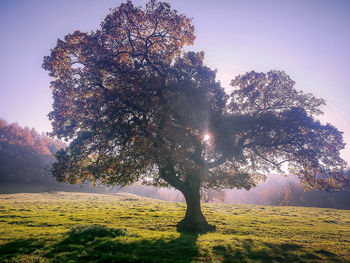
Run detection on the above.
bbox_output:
[0,192,349,262]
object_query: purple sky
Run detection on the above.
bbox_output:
[1,0,350,161]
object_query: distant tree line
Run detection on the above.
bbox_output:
[224,174,350,210]
[0,119,66,185]
[0,119,115,193]
[272,179,350,209]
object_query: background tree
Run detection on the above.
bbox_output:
[0,119,66,186]
[43,0,349,232]
[200,188,226,203]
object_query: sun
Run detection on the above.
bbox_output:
[203,134,211,142]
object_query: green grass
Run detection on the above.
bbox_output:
[0,192,349,262]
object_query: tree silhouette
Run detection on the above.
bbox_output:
[43,0,349,232]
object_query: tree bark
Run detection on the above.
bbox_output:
[159,164,215,233]
[176,176,216,233]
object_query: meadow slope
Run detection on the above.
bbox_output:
[0,192,349,262]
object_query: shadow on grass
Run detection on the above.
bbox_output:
[46,225,199,262]
[0,238,45,262]
[0,225,199,263]
[0,226,344,262]
[213,238,343,263]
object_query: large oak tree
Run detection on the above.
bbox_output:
[43,0,349,232]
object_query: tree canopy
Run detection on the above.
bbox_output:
[43,0,349,232]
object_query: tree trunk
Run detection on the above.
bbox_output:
[176,178,216,233]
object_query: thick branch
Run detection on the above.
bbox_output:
[158,163,185,191]
[252,147,290,168]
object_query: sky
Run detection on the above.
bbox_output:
[0,0,350,161]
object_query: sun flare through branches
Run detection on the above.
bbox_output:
[202,133,211,143]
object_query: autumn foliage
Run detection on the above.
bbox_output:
[0,119,65,185]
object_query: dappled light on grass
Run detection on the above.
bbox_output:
[0,192,349,262]
[212,240,341,263]
[0,231,344,263]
